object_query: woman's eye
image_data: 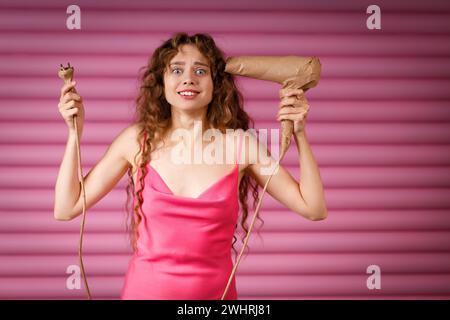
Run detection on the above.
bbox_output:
[171,68,206,75]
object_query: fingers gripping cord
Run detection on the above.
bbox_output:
[58,64,92,300]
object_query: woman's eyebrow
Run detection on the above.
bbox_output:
[170,61,210,68]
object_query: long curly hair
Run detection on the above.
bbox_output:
[124,32,264,261]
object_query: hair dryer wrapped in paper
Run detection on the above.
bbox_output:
[220,56,322,299]
[225,56,322,160]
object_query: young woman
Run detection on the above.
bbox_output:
[54,32,327,300]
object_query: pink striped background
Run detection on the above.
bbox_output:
[0,0,449,299]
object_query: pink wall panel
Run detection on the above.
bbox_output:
[0,0,449,299]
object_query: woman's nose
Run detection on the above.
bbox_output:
[181,69,197,85]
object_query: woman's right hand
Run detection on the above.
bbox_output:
[58,81,85,134]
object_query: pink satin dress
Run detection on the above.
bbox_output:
[120,130,243,300]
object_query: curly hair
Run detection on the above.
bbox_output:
[124,32,264,261]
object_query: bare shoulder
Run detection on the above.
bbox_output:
[113,123,143,169]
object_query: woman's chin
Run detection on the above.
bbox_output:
[172,104,207,112]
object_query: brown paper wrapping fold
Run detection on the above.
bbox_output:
[225,56,322,160]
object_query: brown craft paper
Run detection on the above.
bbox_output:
[225,56,322,160]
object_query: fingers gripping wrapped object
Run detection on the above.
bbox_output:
[60,56,321,300]
[225,56,322,160]
[221,56,321,299]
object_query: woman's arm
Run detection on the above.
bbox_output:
[53,125,136,221]
[53,131,84,220]
[293,129,327,220]
[246,129,327,221]
[246,88,327,221]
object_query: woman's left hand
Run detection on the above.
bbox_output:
[276,88,310,134]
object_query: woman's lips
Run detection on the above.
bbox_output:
[178,91,199,100]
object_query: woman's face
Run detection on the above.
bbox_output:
[163,44,213,112]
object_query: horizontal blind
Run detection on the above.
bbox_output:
[0,0,449,299]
